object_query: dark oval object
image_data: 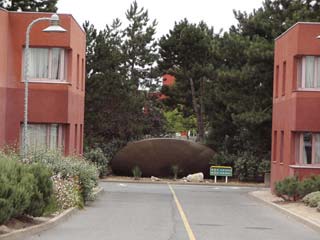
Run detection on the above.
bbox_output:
[112,138,214,178]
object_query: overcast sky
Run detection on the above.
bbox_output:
[57,0,264,38]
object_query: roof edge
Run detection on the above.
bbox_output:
[275,22,320,41]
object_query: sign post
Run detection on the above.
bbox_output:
[210,166,232,183]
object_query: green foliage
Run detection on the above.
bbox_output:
[158,19,216,142]
[83,1,163,150]
[164,107,196,133]
[0,0,58,12]
[210,152,237,167]
[0,154,54,224]
[302,191,320,208]
[27,149,99,202]
[84,147,109,177]
[275,177,299,201]
[132,166,142,180]
[26,163,53,217]
[297,175,320,197]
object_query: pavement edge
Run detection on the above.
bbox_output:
[0,207,77,240]
[249,191,320,234]
[0,186,105,240]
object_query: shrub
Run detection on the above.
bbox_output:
[302,191,320,207]
[297,175,320,197]
[27,149,99,202]
[275,177,299,201]
[84,147,109,177]
[171,165,180,180]
[132,166,142,180]
[52,175,83,210]
[25,163,53,217]
[0,158,35,224]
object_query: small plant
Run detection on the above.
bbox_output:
[297,175,320,197]
[52,175,83,210]
[132,166,142,180]
[275,177,299,201]
[302,191,320,207]
[84,147,109,177]
[26,163,53,217]
[171,164,180,180]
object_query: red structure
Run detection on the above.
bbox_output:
[271,22,320,189]
[159,73,175,99]
[0,8,86,155]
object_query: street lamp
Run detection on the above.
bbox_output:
[23,14,66,158]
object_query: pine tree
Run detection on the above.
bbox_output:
[158,19,216,143]
[0,0,58,12]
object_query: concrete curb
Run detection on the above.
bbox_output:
[101,178,266,188]
[0,208,77,240]
[249,191,320,233]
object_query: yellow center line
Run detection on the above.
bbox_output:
[168,184,197,240]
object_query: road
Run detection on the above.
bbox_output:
[26,182,320,240]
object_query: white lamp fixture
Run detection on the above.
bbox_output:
[22,13,67,158]
[43,14,67,32]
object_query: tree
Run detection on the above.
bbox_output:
[158,20,216,143]
[0,0,58,12]
[206,0,320,158]
[122,0,158,90]
[84,2,163,150]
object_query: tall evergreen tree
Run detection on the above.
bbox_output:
[122,0,158,90]
[0,0,58,12]
[158,20,216,143]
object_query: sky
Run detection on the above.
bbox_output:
[57,0,264,39]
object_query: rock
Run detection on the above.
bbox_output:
[151,176,161,181]
[186,172,204,182]
[0,225,12,234]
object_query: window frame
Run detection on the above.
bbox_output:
[296,132,320,165]
[22,47,68,83]
[20,123,65,151]
[297,56,320,90]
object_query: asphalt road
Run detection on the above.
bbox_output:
[25,182,320,240]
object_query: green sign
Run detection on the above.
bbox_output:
[210,166,232,177]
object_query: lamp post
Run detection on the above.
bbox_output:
[23,14,66,158]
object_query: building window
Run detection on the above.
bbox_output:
[74,124,78,154]
[81,58,84,91]
[273,131,277,161]
[280,131,284,163]
[296,132,320,165]
[20,123,65,151]
[282,61,286,96]
[24,48,67,82]
[275,65,279,98]
[297,56,320,89]
[76,54,80,89]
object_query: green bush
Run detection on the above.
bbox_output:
[297,175,320,197]
[0,158,35,224]
[26,164,53,217]
[27,149,99,202]
[132,166,142,180]
[84,147,109,177]
[275,177,299,201]
[302,191,320,207]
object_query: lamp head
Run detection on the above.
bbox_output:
[42,14,67,32]
[317,35,320,39]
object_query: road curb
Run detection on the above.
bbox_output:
[249,191,320,233]
[101,178,266,188]
[0,207,77,240]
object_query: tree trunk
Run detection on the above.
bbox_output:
[189,77,204,143]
